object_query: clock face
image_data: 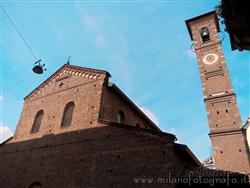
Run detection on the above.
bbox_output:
[203,53,218,65]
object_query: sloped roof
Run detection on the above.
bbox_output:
[24,64,111,100]
[99,118,176,142]
[0,137,13,146]
[108,83,161,131]
[106,120,204,167]
[174,143,202,167]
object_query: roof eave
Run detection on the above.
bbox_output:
[24,64,111,101]
[175,143,202,167]
[108,82,161,132]
[99,118,176,142]
[185,10,220,41]
[0,136,13,146]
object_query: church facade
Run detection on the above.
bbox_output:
[13,64,160,142]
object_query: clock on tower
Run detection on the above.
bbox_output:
[186,11,250,176]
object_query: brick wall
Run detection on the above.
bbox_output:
[99,84,157,130]
[0,123,177,188]
[211,130,250,176]
[12,66,108,142]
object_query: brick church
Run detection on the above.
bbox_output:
[0,11,249,188]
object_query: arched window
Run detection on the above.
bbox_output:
[31,110,44,133]
[117,110,125,124]
[61,102,75,128]
[200,27,210,43]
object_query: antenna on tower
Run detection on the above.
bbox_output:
[67,56,71,65]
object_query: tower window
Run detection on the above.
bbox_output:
[117,110,125,124]
[226,109,229,113]
[31,110,44,133]
[200,27,210,43]
[61,102,75,128]
[217,111,220,115]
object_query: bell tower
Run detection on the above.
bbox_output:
[186,11,250,175]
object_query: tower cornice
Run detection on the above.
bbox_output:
[204,92,235,102]
[209,128,246,137]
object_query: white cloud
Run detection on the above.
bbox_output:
[186,49,196,59]
[95,35,106,46]
[76,6,98,29]
[84,15,98,29]
[0,95,3,101]
[139,106,159,126]
[0,124,13,143]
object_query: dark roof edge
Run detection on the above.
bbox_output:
[24,64,111,100]
[0,136,13,146]
[98,118,176,142]
[108,82,161,131]
[174,143,202,167]
[185,10,220,40]
[65,64,111,77]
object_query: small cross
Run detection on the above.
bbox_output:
[67,56,71,65]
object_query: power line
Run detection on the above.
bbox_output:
[0,6,52,76]
[1,6,53,82]
[45,69,52,74]
[0,6,39,61]
[5,65,33,88]
[4,71,33,95]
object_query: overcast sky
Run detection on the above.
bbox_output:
[0,0,249,161]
